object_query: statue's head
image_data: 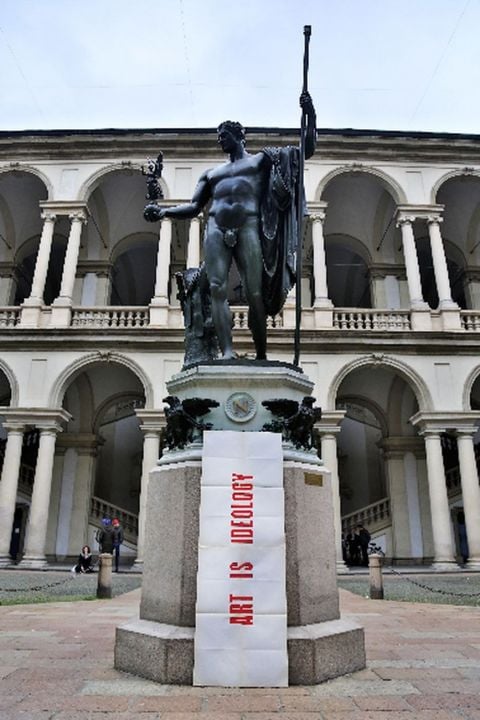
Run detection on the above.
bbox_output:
[217,121,246,150]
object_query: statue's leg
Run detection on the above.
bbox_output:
[235,224,267,360]
[204,223,234,359]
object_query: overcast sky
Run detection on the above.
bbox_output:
[1,0,479,134]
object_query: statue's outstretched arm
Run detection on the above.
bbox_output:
[300,91,317,160]
[144,171,211,222]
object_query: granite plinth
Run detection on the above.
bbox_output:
[115,363,365,685]
[115,619,365,686]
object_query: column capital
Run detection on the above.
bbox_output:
[426,215,443,226]
[317,410,346,435]
[0,408,71,431]
[39,201,87,218]
[69,210,88,223]
[135,409,166,434]
[1,422,26,434]
[396,203,444,222]
[310,211,326,224]
[410,411,480,435]
[40,211,57,223]
[395,214,416,228]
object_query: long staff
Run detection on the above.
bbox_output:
[293,25,311,366]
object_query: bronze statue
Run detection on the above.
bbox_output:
[175,264,218,367]
[262,396,322,450]
[144,92,316,361]
[163,395,220,450]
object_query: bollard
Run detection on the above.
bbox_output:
[97,553,112,599]
[368,553,384,600]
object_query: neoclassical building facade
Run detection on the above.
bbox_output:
[0,126,480,571]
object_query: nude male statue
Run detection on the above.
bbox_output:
[144,92,316,361]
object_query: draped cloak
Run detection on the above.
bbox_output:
[260,145,305,317]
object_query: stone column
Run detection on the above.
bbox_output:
[321,431,347,571]
[149,219,172,327]
[20,425,62,568]
[311,211,331,306]
[456,429,480,569]
[0,262,16,305]
[20,212,56,326]
[311,211,333,329]
[51,211,87,327]
[0,424,25,566]
[396,217,426,309]
[422,430,457,568]
[29,212,57,303]
[133,429,162,568]
[426,217,457,308]
[186,217,201,269]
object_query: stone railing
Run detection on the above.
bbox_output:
[333,309,411,331]
[461,311,480,331]
[342,497,391,534]
[90,496,138,544]
[72,307,149,328]
[0,307,21,328]
[231,307,283,329]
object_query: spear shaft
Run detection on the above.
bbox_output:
[293,25,311,367]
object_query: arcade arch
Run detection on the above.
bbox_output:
[320,171,401,309]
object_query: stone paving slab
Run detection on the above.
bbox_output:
[0,586,479,718]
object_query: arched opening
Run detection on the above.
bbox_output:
[14,232,68,305]
[325,237,371,308]
[436,175,480,309]
[335,363,423,563]
[110,235,158,305]
[0,171,48,306]
[416,235,467,310]
[321,171,399,309]
[50,361,147,561]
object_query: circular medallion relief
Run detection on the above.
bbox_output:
[224,392,257,423]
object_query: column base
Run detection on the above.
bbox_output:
[465,559,480,571]
[0,555,15,568]
[148,301,169,327]
[50,298,73,328]
[18,555,49,569]
[115,617,365,686]
[336,560,350,574]
[314,305,334,329]
[410,307,432,331]
[130,559,144,573]
[430,561,460,572]
[19,301,43,328]
[440,306,461,330]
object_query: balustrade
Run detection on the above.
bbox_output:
[333,309,411,331]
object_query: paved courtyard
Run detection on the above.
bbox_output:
[0,581,479,719]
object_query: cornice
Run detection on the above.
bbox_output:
[3,129,480,164]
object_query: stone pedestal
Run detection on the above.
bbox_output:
[115,362,365,684]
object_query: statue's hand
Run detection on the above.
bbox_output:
[143,204,167,222]
[299,90,314,113]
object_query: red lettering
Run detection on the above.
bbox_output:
[231,510,253,519]
[229,615,253,625]
[232,482,253,490]
[232,492,253,502]
[232,473,253,481]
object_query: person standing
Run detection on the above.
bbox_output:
[112,517,124,572]
[96,517,114,555]
[356,524,371,566]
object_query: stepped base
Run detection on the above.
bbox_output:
[115,618,365,686]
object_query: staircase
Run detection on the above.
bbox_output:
[89,496,138,545]
[341,497,391,537]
